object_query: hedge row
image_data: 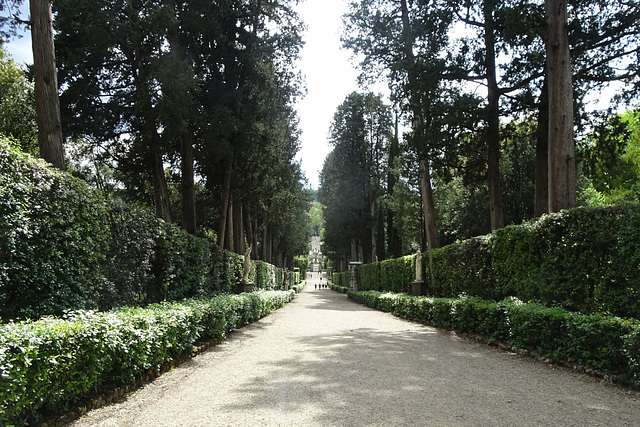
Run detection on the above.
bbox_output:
[434,206,640,317]
[339,204,640,318]
[329,283,349,294]
[0,138,296,320]
[348,290,640,386]
[335,255,417,294]
[0,290,296,426]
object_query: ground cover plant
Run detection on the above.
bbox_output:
[0,290,296,426]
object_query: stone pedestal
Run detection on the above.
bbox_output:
[348,262,362,291]
[236,280,254,294]
[411,280,428,296]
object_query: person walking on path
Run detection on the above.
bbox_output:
[70,286,640,426]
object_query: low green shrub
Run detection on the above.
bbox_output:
[329,283,349,294]
[0,290,294,426]
[348,290,640,386]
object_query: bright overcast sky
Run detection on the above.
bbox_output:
[4,0,367,189]
[293,0,361,189]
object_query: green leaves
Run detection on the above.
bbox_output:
[0,290,295,426]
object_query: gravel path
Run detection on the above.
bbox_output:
[70,273,640,426]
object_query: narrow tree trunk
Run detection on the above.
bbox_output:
[181,129,197,234]
[151,151,172,223]
[226,199,234,253]
[419,160,439,250]
[262,225,268,261]
[387,113,402,258]
[546,0,576,212]
[351,239,357,262]
[218,160,233,248]
[535,79,550,217]
[30,0,65,170]
[484,0,505,230]
[370,198,377,263]
[234,202,245,254]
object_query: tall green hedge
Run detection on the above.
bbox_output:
[430,205,640,318]
[337,203,640,319]
[0,137,289,321]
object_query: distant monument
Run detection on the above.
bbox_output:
[310,234,322,272]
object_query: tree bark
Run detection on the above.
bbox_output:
[151,151,172,223]
[370,198,377,263]
[484,0,505,230]
[181,129,197,234]
[535,78,550,217]
[30,0,65,170]
[218,159,233,249]
[546,0,576,212]
[419,160,439,251]
[226,198,234,253]
[234,201,245,254]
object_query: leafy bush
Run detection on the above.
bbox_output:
[380,255,415,294]
[329,283,349,294]
[0,139,285,320]
[360,262,381,291]
[0,140,109,319]
[348,290,640,385]
[488,206,640,317]
[347,203,640,319]
[0,290,295,426]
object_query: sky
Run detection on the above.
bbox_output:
[4,0,363,190]
[293,0,362,189]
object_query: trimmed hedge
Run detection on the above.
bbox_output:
[0,138,297,320]
[0,290,295,426]
[336,204,640,318]
[348,290,640,386]
[329,282,349,294]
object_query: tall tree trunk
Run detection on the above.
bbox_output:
[387,113,402,258]
[181,129,197,234]
[419,160,439,251]
[226,199,235,253]
[262,224,268,261]
[152,151,172,223]
[163,0,197,234]
[400,0,439,253]
[546,0,576,212]
[234,202,245,254]
[535,79,550,217]
[370,198,377,263]
[30,0,65,170]
[484,0,505,230]
[218,159,233,249]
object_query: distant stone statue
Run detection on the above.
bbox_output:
[242,247,252,284]
[415,251,423,283]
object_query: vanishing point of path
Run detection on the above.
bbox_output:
[71,273,640,426]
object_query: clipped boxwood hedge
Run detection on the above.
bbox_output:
[348,290,640,387]
[0,138,298,320]
[0,290,295,426]
[337,204,640,319]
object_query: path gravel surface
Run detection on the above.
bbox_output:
[70,273,640,426]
